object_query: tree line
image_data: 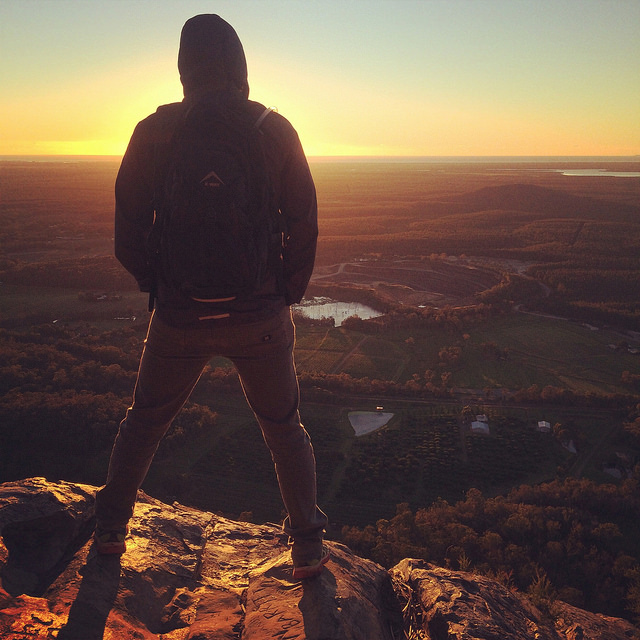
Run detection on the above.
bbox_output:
[342,477,640,622]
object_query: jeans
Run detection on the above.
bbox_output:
[95,306,327,561]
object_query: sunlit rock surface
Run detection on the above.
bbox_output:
[1,478,638,639]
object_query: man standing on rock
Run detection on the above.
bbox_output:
[95,14,328,579]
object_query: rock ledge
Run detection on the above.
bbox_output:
[1,478,638,639]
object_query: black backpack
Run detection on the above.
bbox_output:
[149,101,279,305]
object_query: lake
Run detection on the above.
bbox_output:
[557,169,640,177]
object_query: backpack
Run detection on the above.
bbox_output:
[150,102,279,305]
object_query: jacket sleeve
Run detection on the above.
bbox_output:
[279,130,318,305]
[114,119,156,292]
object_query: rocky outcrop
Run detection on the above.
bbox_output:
[391,560,639,640]
[1,478,638,639]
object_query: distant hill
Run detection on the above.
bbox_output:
[452,183,640,221]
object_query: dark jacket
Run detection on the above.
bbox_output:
[114,15,317,324]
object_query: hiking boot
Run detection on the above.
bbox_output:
[292,546,330,580]
[94,526,127,555]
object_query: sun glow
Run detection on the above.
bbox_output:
[33,140,128,157]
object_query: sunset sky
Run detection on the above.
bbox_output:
[2,0,639,158]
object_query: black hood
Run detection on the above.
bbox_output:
[178,14,249,100]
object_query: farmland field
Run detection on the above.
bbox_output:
[292,313,639,396]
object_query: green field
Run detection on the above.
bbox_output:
[0,283,147,329]
[455,314,638,393]
[294,313,638,395]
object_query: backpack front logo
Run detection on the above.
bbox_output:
[201,170,225,188]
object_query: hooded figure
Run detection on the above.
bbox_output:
[178,14,249,100]
[97,15,328,580]
[114,14,318,317]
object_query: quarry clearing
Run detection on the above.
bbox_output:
[311,256,505,306]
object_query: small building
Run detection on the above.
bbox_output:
[603,464,622,479]
[471,420,490,435]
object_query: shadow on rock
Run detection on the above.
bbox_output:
[300,570,342,638]
[57,552,121,640]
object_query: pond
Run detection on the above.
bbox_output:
[293,297,383,327]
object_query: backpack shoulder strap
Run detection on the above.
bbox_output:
[253,107,274,130]
[148,104,188,311]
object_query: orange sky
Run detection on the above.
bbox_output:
[1,0,639,157]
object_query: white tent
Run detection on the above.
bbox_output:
[348,411,394,436]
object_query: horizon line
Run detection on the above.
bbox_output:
[1,153,639,163]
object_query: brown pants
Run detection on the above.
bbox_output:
[96,306,327,562]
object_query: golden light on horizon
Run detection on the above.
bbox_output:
[2,2,638,158]
[35,140,127,157]
[1,51,181,158]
